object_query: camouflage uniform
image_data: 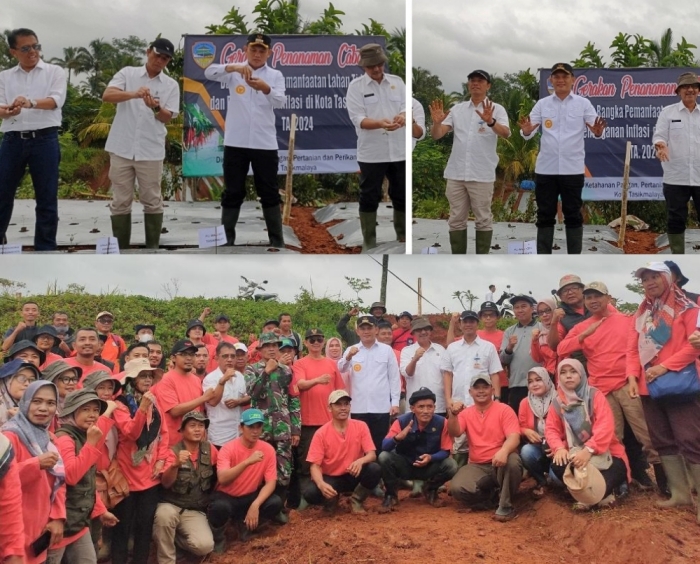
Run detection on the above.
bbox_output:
[245,355,300,488]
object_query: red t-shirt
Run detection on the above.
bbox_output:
[216,438,276,497]
[477,329,507,387]
[40,352,64,371]
[391,327,414,352]
[291,356,345,426]
[456,401,519,464]
[306,419,375,476]
[99,333,127,365]
[154,370,204,447]
[65,357,114,387]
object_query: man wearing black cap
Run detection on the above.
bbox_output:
[519,63,607,254]
[199,308,240,347]
[378,387,456,511]
[391,311,415,352]
[653,72,700,254]
[477,302,508,405]
[133,324,155,344]
[346,43,406,251]
[103,38,180,250]
[204,33,286,248]
[430,70,511,254]
[336,302,387,347]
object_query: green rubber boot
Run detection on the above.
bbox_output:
[359,211,377,252]
[143,213,163,249]
[475,230,493,254]
[449,229,467,254]
[565,226,583,254]
[668,232,685,254]
[351,484,371,514]
[536,226,555,254]
[262,206,285,248]
[221,206,241,246]
[393,210,406,242]
[110,214,132,250]
[656,455,693,509]
[688,463,700,523]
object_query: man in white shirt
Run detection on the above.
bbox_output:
[485,284,496,303]
[430,70,511,254]
[337,315,401,453]
[652,72,700,254]
[203,341,250,449]
[346,44,406,251]
[204,33,286,248]
[411,97,425,151]
[400,317,446,415]
[103,38,180,250]
[519,63,606,254]
[0,28,67,250]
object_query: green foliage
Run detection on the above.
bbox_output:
[345,277,372,305]
[304,3,345,35]
[610,33,653,68]
[586,201,681,232]
[412,66,444,111]
[412,137,448,204]
[413,197,449,220]
[0,30,13,71]
[573,42,606,68]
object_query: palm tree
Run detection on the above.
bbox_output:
[648,28,674,67]
[77,39,117,97]
[50,46,83,82]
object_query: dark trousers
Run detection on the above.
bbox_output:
[663,183,700,234]
[207,490,283,528]
[111,485,160,564]
[520,443,551,486]
[642,394,700,464]
[0,129,60,250]
[288,425,321,507]
[302,463,382,505]
[222,146,280,209]
[551,457,627,500]
[352,413,391,453]
[378,451,458,495]
[357,161,406,213]
[534,173,584,228]
[507,386,528,414]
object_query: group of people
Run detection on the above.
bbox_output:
[412,64,700,255]
[1,260,700,563]
[0,28,407,252]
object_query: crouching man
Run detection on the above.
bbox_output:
[206,409,282,549]
[153,411,217,563]
[448,374,522,522]
[302,390,381,514]
[378,387,456,512]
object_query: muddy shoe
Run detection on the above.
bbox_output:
[377,495,399,514]
[424,489,445,508]
[235,521,251,543]
[273,510,289,524]
[410,480,424,498]
[572,502,593,512]
[323,495,340,514]
[531,485,546,499]
[493,507,515,522]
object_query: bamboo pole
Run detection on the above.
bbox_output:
[617,141,632,250]
[282,113,298,225]
[417,278,422,315]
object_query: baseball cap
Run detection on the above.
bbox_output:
[180,410,210,431]
[171,339,198,355]
[215,314,230,323]
[96,311,114,320]
[150,38,175,58]
[664,261,690,287]
[247,33,272,49]
[279,338,295,350]
[241,408,265,426]
[510,294,536,306]
[583,281,609,295]
[551,62,574,76]
[398,311,413,320]
[305,328,325,339]
[460,310,479,321]
[328,389,352,404]
[634,262,671,279]
[468,69,491,82]
[234,343,248,353]
[470,374,492,388]
[357,315,377,327]
[479,302,500,315]
[557,274,584,295]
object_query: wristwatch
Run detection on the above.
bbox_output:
[487,118,497,127]
[153,105,161,113]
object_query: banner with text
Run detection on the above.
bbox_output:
[183,34,386,177]
[538,67,694,200]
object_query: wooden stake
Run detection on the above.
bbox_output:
[283,113,298,225]
[617,141,632,250]
[417,278,422,315]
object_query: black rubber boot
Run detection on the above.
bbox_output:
[221,206,240,246]
[536,226,555,254]
[565,226,583,254]
[262,206,285,248]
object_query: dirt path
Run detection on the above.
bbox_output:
[287,206,361,254]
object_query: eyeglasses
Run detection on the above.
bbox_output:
[57,376,79,384]
[537,309,552,315]
[137,373,155,380]
[307,337,324,344]
[17,44,42,54]
[14,374,37,384]
[97,318,113,324]
[561,287,580,294]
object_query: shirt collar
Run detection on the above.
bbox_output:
[140,65,163,81]
[517,319,537,328]
[460,336,482,346]
[13,58,46,73]
[362,72,387,86]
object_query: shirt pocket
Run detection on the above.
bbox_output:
[363,94,379,106]
[670,120,684,130]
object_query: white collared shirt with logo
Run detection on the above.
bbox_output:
[522,92,598,175]
[337,340,401,413]
[0,59,66,132]
[204,63,286,150]
[440,337,502,407]
[202,367,247,445]
[443,98,510,182]
[652,101,700,186]
[400,341,446,413]
[104,65,180,161]
[346,72,406,163]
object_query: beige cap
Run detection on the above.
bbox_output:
[96,311,114,320]
[583,281,609,295]
[328,389,351,405]
[557,274,584,295]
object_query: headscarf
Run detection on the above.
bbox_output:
[633,268,698,366]
[324,337,343,360]
[526,367,556,435]
[552,359,593,447]
[0,359,32,424]
[1,381,65,501]
[116,378,161,466]
[535,298,557,347]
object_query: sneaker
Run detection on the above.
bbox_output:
[493,507,515,522]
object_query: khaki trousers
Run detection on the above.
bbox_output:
[606,384,659,464]
[108,153,164,215]
[449,452,522,510]
[153,502,214,564]
[446,179,494,231]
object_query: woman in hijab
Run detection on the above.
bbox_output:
[111,358,169,564]
[81,371,122,471]
[1,381,67,564]
[0,431,25,564]
[325,337,350,391]
[0,359,41,425]
[545,359,629,510]
[627,262,700,522]
[519,367,557,497]
[47,390,119,564]
[42,360,82,415]
[531,298,558,379]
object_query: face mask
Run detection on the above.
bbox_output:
[138,334,154,343]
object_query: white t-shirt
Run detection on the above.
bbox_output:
[202,367,247,446]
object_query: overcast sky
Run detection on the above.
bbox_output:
[1,255,696,314]
[413,0,700,93]
[5,0,405,63]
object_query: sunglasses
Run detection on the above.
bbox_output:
[16,44,41,53]
[307,337,324,344]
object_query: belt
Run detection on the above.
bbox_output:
[6,127,59,140]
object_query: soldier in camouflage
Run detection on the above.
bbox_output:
[244,332,300,522]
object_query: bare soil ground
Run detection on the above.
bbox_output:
[288,206,360,254]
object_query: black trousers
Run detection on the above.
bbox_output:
[222,146,280,209]
[534,173,584,228]
[352,413,391,453]
[207,490,283,527]
[551,457,627,500]
[302,463,382,505]
[378,451,458,495]
[111,485,160,564]
[357,161,406,213]
[663,183,700,234]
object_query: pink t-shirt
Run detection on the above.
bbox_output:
[154,370,204,446]
[216,438,276,497]
[292,356,345,426]
[306,419,375,476]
